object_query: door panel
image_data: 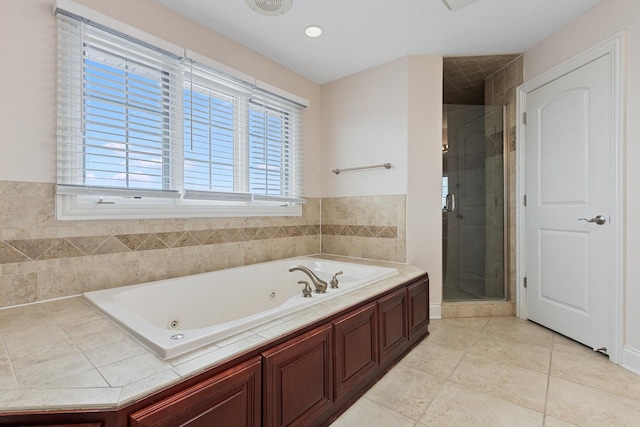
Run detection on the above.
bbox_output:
[526,53,613,352]
[539,229,589,312]
[539,89,589,204]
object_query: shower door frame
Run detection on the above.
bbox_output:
[442,104,509,302]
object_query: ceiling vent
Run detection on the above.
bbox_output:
[441,0,479,10]
[245,0,293,16]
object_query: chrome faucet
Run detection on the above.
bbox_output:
[289,265,328,293]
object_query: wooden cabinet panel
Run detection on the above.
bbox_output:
[377,287,409,364]
[408,279,430,342]
[262,324,333,427]
[129,356,261,427]
[333,302,378,399]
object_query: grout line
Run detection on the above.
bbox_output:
[542,332,556,425]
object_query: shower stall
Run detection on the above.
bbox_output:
[442,104,507,301]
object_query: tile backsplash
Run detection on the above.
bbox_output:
[0,181,407,309]
[321,195,406,263]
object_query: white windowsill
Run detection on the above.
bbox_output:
[56,194,303,221]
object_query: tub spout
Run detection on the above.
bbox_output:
[289,266,328,293]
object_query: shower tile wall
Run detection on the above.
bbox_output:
[0,181,321,309]
[321,195,406,263]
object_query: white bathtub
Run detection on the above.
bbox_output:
[83,257,398,359]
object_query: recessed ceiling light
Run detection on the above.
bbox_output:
[304,25,323,38]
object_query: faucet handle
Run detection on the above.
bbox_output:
[330,271,343,289]
[299,280,312,298]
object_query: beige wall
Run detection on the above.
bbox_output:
[321,58,409,197]
[524,0,640,369]
[0,0,323,196]
[321,56,444,315]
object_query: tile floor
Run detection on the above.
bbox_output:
[330,316,640,427]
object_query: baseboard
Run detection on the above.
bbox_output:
[430,303,442,319]
[622,346,640,375]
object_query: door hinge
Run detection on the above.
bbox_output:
[523,195,527,206]
[524,277,528,288]
[522,112,527,125]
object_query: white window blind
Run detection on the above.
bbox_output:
[248,92,304,203]
[56,14,183,197]
[182,62,304,204]
[55,4,305,219]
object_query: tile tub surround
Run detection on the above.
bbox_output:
[321,195,406,262]
[0,256,424,413]
[0,181,321,309]
[0,181,410,309]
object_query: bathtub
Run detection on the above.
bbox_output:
[83,257,398,359]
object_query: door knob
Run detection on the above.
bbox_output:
[578,215,606,225]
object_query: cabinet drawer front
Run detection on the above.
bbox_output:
[129,357,261,427]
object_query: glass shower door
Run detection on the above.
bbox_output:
[442,105,506,301]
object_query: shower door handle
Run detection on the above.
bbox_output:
[445,194,455,212]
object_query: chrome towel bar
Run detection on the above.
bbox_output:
[332,163,392,175]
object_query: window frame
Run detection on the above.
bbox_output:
[55,5,305,221]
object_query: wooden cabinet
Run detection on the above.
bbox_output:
[1,274,429,427]
[333,302,378,400]
[262,324,333,427]
[377,287,409,365]
[129,357,261,427]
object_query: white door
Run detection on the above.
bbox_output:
[525,53,614,353]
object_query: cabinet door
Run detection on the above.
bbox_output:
[378,288,409,364]
[130,356,261,427]
[333,302,378,400]
[408,278,430,342]
[262,324,333,427]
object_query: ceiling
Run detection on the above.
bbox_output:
[155,0,602,84]
[443,55,520,105]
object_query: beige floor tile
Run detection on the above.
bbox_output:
[419,382,544,427]
[482,317,553,346]
[468,333,552,374]
[544,416,581,426]
[399,340,465,379]
[449,353,548,412]
[332,316,640,427]
[425,319,487,351]
[329,396,416,427]
[551,335,640,400]
[546,376,640,427]
[365,363,446,420]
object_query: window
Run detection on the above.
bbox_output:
[55,9,305,220]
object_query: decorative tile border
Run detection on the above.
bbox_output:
[0,225,320,265]
[321,224,398,239]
